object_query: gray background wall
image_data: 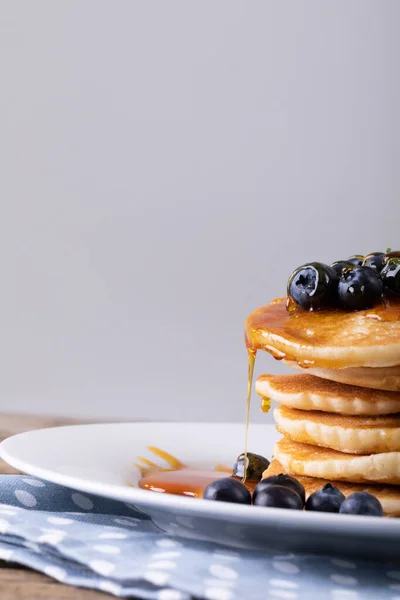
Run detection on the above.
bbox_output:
[0,1,399,423]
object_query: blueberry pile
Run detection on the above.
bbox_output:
[203,453,383,516]
[287,251,400,311]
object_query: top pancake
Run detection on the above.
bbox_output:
[245,296,400,369]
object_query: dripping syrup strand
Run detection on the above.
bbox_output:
[243,349,256,482]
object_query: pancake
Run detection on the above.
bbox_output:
[274,405,400,454]
[274,436,400,484]
[256,373,400,415]
[264,460,400,517]
[245,296,400,369]
[286,362,400,392]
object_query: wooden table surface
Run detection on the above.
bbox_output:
[0,414,122,599]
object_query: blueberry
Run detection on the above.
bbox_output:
[253,485,303,510]
[338,266,383,310]
[348,255,364,267]
[287,262,338,311]
[381,259,400,294]
[203,478,251,504]
[339,491,383,516]
[253,474,305,505]
[232,453,270,481]
[362,252,385,273]
[305,483,345,513]
[330,260,354,277]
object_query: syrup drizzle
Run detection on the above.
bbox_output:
[243,349,256,482]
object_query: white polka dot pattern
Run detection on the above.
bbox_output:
[209,565,238,580]
[156,539,181,548]
[89,559,116,577]
[0,474,397,600]
[14,490,37,508]
[204,588,233,600]
[71,493,93,510]
[22,478,45,488]
[144,570,170,586]
[273,561,300,575]
[330,574,358,586]
[331,559,357,570]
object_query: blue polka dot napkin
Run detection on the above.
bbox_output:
[0,475,398,599]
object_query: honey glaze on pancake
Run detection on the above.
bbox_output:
[137,447,256,497]
[245,295,400,369]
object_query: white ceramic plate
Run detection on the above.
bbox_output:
[1,422,399,561]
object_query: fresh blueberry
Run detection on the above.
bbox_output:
[348,255,364,267]
[338,266,383,310]
[339,492,383,516]
[381,259,400,294]
[232,453,270,481]
[330,260,354,277]
[253,474,305,505]
[287,262,338,311]
[362,252,385,273]
[305,483,345,513]
[203,478,251,504]
[253,485,303,510]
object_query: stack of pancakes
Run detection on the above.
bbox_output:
[245,296,400,516]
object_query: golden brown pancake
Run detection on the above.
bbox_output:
[274,405,400,454]
[245,296,400,369]
[286,362,400,392]
[274,436,400,484]
[264,460,400,516]
[256,373,400,415]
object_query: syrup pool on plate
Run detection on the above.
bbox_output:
[136,447,257,497]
